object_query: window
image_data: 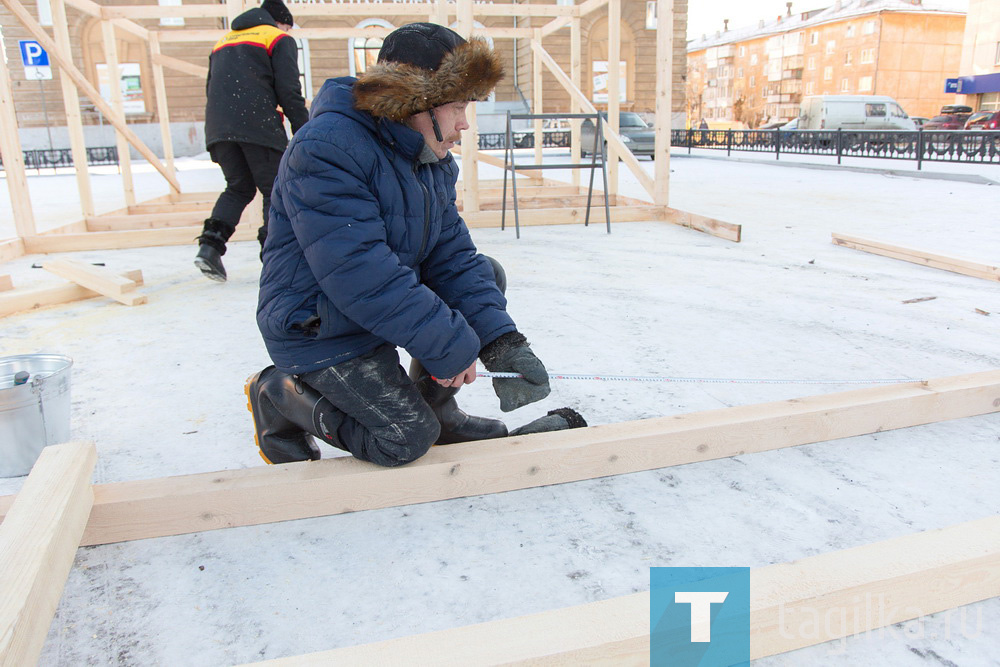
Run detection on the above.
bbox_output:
[995,42,1000,66]
[844,52,853,66]
[739,46,745,57]
[865,103,886,117]
[350,19,395,76]
[860,48,874,64]
[859,75,873,91]
[737,67,743,78]
[863,20,876,35]
[645,1,656,29]
[982,92,1000,111]
[810,32,818,46]
[807,56,816,70]
[823,66,833,80]
[805,81,815,95]
[845,24,855,38]
[826,40,836,55]
[840,78,850,92]
[295,34,313,101]
[750,75,755,87]
[750,53,758,65]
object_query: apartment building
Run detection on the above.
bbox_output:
[954,0,1000,111]
[687,0,966,127]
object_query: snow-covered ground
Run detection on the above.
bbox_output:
[1,149,998,665]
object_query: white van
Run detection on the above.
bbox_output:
[797,95,916,131]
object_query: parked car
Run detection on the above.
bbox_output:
[580,112,655,158]
[911,116,929,128]
[964,110,1000,130]
[780,118,798,130]
[796,95,916,130]
[922,113,971,130]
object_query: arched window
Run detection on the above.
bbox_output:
[349,19,395,77]
[293,30,313,102]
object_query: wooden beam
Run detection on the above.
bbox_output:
[570,17,581,188]
[533,29,544,167]
[153,26,533,43]
[0,27,36,238]
[0,442,96,666]
[0,0,182,192]
[460,149,543,182]
[86,211,207,230]
[110,17,149,41]
[21,224,256,254]
[832,234,999,282]
[539,16,571,39]
[42,259,146,306]
[101,20,136,208]
[0,270,143,318]
[577,0,610,18]
[661,206,741,243]
[148,33,179,190]
[62,0,101,16]
[150,52,208,79]
[0,238,26,263]
[463,205,662,228]
[0,370,996,547]
[0,275,12,291]
[457,0,479,214]
[251,516,1000,664]
[653,0,673,206]
[607,0,621,195]
[530,41,656,199]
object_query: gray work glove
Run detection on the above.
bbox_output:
[480,332,550,412]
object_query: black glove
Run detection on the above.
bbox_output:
[480,332,550,412]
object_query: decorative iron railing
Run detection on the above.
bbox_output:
[479,131,572,150]
[0,146,120,171]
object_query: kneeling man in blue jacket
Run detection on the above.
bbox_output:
[245,23,586,466]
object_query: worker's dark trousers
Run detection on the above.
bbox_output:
[208,141,283,246]
[296,255,507,467]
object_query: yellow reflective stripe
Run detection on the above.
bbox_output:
[212,25,286,53]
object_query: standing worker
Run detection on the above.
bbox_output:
[245,23,586,466]
[195,0,308,282]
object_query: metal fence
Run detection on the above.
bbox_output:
[0,146,120,171]
[670,129,1000,169]
[479,131,572,150]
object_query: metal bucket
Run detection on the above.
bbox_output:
[0,354,73,477]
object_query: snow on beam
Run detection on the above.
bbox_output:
[832,233,1000,282]
[0,442,96,666]
[0,370,997,547]
[242,516,1000,665]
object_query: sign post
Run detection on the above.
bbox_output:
[19,40,54,149]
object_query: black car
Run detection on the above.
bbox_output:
[580,112,655,158]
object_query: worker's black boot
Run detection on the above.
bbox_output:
[244,366,345,464]
[510,408,587,436]
[194,218,235,282]
[409,361,508,445]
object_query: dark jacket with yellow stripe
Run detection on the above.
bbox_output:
[205,8,308,152]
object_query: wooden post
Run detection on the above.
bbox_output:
[653,0,673,206]
[570,17,581,188]
[607,0,621,196]
[532,28,543,166]
[0,36,37,238]
[225,0,243,25]
[0,442,96,666]
[48,0,95,217]
[431,0,449,26]
[457,0,479,214]
[148,33,179,193]
[100,21,136,208]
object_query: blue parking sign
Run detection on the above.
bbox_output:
[18,40,49,67]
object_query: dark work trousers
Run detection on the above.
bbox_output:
[296,255,507,467]
[209,141,283,246]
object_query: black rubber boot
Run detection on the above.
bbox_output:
[244,366,345,464]
[409,360,508,445]
[194,218,235,282]
[509,408,588,436]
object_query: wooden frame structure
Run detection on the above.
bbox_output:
[0,0,740,268]
[1,370,999,663]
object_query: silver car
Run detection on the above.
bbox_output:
[580,112,655,158]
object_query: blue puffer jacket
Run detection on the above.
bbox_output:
[257,77,516,378]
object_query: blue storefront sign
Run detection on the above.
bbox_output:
[944,78,959,94]
[956,72,1000,95]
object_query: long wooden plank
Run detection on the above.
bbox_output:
[460,194,623,212]
[0,442,96,666]
[661,206,742,242]
[0,238,26,263]
[86,211,207,231]
[0,31,36,238]
[0,275,12,292]
[247,516,1000,665]
[0,370,996,547]
[653,0,673,206]
[21,224,257,253]
[832,233,1000,282]
[463,204,662,228]
[0,270,143,318]
[42,259,144,306]
[151,52,208,79]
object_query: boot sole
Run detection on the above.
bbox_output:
[194,257,227,282]
[244,375,275,465]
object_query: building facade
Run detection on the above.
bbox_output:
[686,0,966,128]
[0,0,688,156]
[955,0,1000,111]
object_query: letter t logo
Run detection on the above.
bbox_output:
[674,591,730,642]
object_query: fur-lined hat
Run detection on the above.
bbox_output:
[354,23,504,122]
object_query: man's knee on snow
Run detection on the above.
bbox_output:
[365,411,440,466]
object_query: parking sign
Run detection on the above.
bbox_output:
[19,40,53,80]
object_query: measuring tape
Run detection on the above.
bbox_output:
[477,372,917,386]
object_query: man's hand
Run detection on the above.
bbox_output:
[434,361,477,388]
[480,332,551,412]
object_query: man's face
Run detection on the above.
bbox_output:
[408,101,470,159]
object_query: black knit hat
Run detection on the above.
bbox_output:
[377,23,467,71]
[261,0,293,26]
[353,23,504,121]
